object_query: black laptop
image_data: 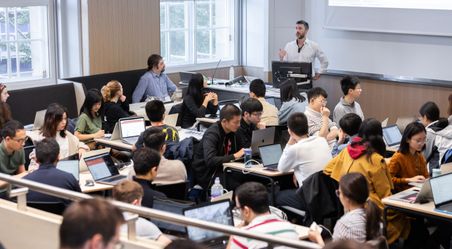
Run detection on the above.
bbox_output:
[430,172,452,215]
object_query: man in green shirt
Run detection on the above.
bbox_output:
[0,120,26,194]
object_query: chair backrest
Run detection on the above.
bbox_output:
[27,201,66,215]
[366,236,389,249]
[152,181,189,200]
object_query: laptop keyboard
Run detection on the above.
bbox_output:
[104,175,125,182]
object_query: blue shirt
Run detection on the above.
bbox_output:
[132,71,177,103]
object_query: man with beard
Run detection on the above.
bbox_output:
[132,54,177,103]
[278,20,328,80]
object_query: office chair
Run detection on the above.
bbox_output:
[27,201,66,215]
[152,181,189,200]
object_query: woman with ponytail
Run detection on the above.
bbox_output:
[309,172,381,246]
[101,80,131,133]
[324,118,409,245]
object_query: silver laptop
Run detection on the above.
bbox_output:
[119,117,145,145]
[84,153,126,185]
[258,144,283,171]
[56,160,80,182]
[390,180,432,204]
[32,110,46,130]
[251,127,275,155]
[382,124,402,150]
[183,200,233,248]
[381,117,389,128]
[396,117,417,133]
[430,172,452,214]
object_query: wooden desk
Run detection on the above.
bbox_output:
[223,162,294,205]
[80,166,131,193]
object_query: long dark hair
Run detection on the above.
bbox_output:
[357,118,386,157]
[279,80,306,102]
[41,103,67,138]
[80,89,103,119]
[186,73,205,106]
[399,122,426,154]
[0,102,12,129]
[339,173,381,241]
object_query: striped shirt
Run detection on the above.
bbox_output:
[332,208,367,242]
[230,214,299,249]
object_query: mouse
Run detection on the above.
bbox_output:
[85,180,95,187]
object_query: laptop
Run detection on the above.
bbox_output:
[79,148,111,172]
[382,124,402,150]
[391,180,432,204]
[430,172,452,214]
[56,160,80,182]
[84,153,127,185]
[250,127,275,155]
[32,110,46,130]
[381,117,389,128]
[396,117,417,133]
[258,144,283,171]
[119,117,145,145]
[183,200,234,249]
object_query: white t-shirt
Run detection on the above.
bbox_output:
[120,212,162,240]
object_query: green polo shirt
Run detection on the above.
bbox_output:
[75,113,102,135]
[0,141,25,175]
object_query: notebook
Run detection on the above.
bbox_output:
[119,117,145,145]
[84,153,126,185]
[183,200,234,249]
[382,124,402,150]
[430,172,452,214]
[258,144,283,171]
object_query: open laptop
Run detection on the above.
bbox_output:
[396,117,417,133]
[56,160,80,182]
[183,200,234,249]
[119,117,145,145]
[382,124,402,150]
[32,110,46,130]
[381,117,389,128]
[430,172,452,214]
[251,127,275,155]
[391,180,432,204]
[84,153,126,185]
[258,144,283,171]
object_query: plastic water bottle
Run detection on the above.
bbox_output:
[229,66,234,80]
[211,177,224,200]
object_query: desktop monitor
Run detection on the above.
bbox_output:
[271,61,312,89]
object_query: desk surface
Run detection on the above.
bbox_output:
[206,84,281,98]
[382,188,452,220]
[223,162,292,177]
[80,166,131,193]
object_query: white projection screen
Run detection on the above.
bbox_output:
[326,0,452,36]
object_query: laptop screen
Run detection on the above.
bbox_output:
[430,173,452,205]
[56,160,80,181]
[382,125,402,147]
[84,155,112,180]
[259,144,282,167]
[119,117,145,138]
[184,200,233,241]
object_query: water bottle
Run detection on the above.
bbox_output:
[211,177,224,200]
[244,148,252,167]
[229,66,234,80]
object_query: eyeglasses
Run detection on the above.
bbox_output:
[411,138,426,145]
[11,136,28,144]
[251,112,263,117]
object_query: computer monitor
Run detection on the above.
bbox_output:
[271,61,312,89]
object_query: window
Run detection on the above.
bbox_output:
[0,1,55,84]
[160,0,236,66]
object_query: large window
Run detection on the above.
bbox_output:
[0,1,55,84]
[160,0,236,66]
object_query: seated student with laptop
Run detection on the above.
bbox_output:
[128,127,187,185]
[331,113,362,157]
[276,112,332,210]
[74,89,105,144]
[388,122,429,193]
[248,79,279,126]
[304,87,338,142]
[236,98,266,149]
[133,100,179,151]
[24,138,81,206]
[132,147,166,209]
[102,80,133,133]
[112,180,172,245]
[228,182,298,249]
[84,151,127,185]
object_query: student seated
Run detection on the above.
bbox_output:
[332,113,362,157]
[333,76,364,124]
[101,80,131,133]
[191,104,244,191]
[309,173,382,246]
[27,103,89,170]
[227,182,298,249]
[304,87,338,141]
[59,198,125,249]
[0,83,12,134]
[129,127,187,185]
[133,100,179,151]
[132,147,166,209]
[388,122,429,192]
[177,73,218,128]
[24,138,81,206]
[276,112,331,210]
[112,180,172,245]
[278,80,307,125]
[236,98,266,148]
[74,89,105,142]
[249,79,278,125]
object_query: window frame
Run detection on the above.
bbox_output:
[0,0,57,89]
